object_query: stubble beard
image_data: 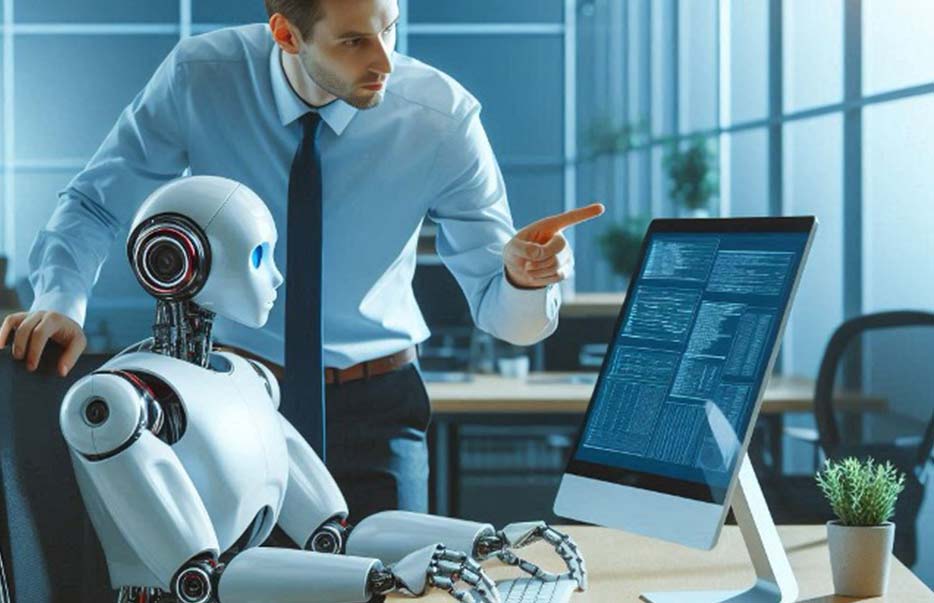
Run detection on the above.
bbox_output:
[300,51,384,110]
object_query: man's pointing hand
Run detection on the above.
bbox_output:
[503,203,605,289]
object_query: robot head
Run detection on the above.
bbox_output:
[127,176,284,328]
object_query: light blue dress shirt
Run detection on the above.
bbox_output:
[27,24,560,368]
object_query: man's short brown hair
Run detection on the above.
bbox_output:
[264,0,325,40]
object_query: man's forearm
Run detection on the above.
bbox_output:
[27,191,120,327]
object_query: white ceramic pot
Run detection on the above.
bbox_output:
[827,520,895,597]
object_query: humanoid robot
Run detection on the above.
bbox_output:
[59,176,585,603]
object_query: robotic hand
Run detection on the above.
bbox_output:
[473,522,587,591]
[378,544,501,603]
[346,513,587,594]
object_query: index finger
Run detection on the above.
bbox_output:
[537,203,605,237]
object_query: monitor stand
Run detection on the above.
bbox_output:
[641,454,799,603]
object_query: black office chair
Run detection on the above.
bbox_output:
[0,339,113,603]
[782,311,934,568]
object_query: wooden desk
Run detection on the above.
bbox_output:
[401,525,932,602]
[425,374,886,415]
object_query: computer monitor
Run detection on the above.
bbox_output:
[554,217,816,555]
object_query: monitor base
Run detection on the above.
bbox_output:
[640,455,798,603]
[641,585,778,603]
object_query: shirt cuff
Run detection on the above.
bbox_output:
[29,291,88,328]
[499,272,561,323]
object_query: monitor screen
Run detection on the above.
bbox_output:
[565,219,813,504]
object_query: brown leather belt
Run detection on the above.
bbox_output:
[215,345,417,386]
[325,346,417,385]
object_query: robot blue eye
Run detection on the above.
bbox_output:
[251,245,263,268]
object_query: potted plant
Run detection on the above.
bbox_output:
[663,138,718,217]
[597,215,651,281]
[816,457,906,597]
[582,117,644,159]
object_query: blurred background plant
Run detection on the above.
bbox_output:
[597,216,651,279]
[663,137,719,215]
[582,116,645,159]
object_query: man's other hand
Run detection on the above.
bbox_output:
[504,203,605,289]
[0,310,87,377]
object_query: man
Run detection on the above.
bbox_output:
[0,0,602,521]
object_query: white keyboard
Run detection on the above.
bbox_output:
[494,578,577,603]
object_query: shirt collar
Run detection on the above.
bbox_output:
[270,45,357,135]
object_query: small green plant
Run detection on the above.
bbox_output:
[582,117,645,159]
[663,138,718,212]
[598,215,651,277]
[816,457,906,527]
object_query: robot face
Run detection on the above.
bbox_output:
[194,186,284,328]
[128,176,284,327]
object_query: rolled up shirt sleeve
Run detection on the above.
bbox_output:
[27,44,190,327]
[426,103,560,346]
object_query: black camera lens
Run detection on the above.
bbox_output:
[85,399,109,426]
[147,240,186,282]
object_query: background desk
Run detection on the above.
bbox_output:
[425,374,884,414]
[424,374,886,520]
[396,525,933,602]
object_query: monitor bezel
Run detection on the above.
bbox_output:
[562,216,818,505]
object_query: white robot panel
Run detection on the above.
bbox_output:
[61,349,294,588]
[103,349,291,553]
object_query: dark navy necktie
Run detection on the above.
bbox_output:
[283,111,326,460]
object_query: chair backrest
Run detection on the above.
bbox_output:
[814,310,934,461]
[0,341,113,603]
[812,310,934,568]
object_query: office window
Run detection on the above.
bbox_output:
[678,0,717,134]
[16,1,178,23]
[626,0,650,128]
[649,146,670,217]
[783,115,843,378]
[501,171,565,236]
[783,0,842,113]
[727,128,768,218]
[408,0,563,24]
[649,0,676,139]
[407,36,564,160]
[192,1,267,25]
[728,0,768,125]
[863,0,934,96]
[863,95,934,312]
[15,36,177,160]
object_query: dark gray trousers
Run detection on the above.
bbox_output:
[324,363,431,521]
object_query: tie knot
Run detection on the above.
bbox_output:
[301,111,322,135]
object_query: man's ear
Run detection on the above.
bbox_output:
[270,13,302,54]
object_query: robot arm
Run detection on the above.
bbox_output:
[217,544,500,603]
[276,414,351,552]
[347,511,494,564]
[60,372,221,594]
[347,513,587,591]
